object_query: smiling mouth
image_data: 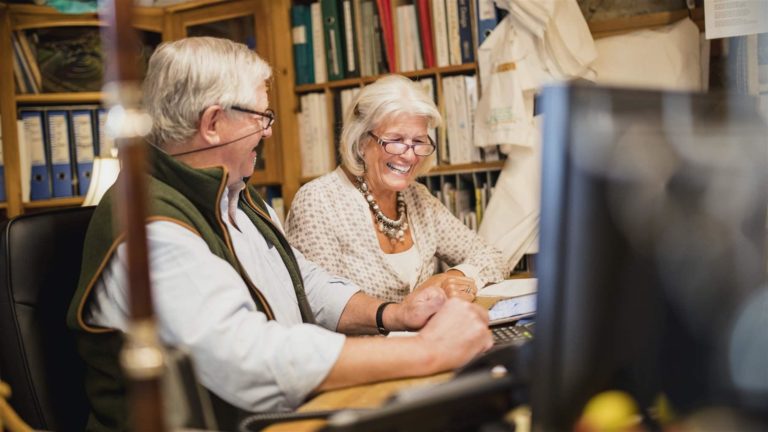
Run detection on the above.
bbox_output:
[387,162,411,175]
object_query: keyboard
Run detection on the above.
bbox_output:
[491,321,534,346]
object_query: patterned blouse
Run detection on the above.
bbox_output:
[285,168,509,302]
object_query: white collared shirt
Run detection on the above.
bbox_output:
[86,189,359,412]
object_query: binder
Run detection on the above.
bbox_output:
[20,110,51,200]
[431,0,450,67]
[445,0,462,65]
[342,0,360,77]
[457,0,474,63]
[321,0,347,80]
[310,2,328,84]
[474,0,498,48]
[375,0,396,72]
[291,4,315,85]
[70,109,96,196]
[415,0,435,68]
[46,109,74,197]
[96,108,117,157]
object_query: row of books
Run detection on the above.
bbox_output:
[11,31,42,94]
[439,74,500,165]
[11,27,107,94]
[291,0,502,85]
[418,169,500,231]
[297,72,498,178]
[298,92,335,178]
[17,106,115,201]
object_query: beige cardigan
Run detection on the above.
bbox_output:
[285,168,509,302]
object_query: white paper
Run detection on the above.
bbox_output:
[478,278,537,298]
[704,0,768,39]
[592,18,702,92]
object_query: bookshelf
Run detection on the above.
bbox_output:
[282,0,506,214]
[278,1,708,215]
[0,0,283,219]
[0,1,709,221]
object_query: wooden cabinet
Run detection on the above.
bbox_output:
[0,0,283,219]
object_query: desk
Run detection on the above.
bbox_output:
[262,373,453,432]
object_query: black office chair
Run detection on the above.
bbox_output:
[0,206,95,431]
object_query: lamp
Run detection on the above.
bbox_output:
[82,157,120,206]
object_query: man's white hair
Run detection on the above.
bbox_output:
[142,37,272,150]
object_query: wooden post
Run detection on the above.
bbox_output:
[101,1,165,431]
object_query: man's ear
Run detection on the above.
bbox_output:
[199,105,224,145]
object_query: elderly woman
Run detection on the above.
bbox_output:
[285,74,509,302]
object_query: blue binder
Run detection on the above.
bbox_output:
[46,110,74,197]
[475,0,498,48]
[457,0,475,63]
[20,110,51,201]
[291,4,315,85]
[70,109,96,196]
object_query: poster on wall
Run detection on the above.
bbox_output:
[704,0,768,39]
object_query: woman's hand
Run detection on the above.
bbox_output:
[416,270,477,302]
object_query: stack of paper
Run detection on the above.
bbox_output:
[478,278,537,298]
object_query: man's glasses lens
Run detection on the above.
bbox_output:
[232,106,276,129]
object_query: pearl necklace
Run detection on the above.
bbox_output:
[355,176,408,243]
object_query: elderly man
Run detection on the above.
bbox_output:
[67,37,492,431]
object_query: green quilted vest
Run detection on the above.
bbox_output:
[66,145,314,431]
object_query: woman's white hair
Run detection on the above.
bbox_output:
[142,37,272,149]
[340,74,442,177]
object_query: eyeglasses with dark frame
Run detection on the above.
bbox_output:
[231,106,276,129]
[368,131,436,156]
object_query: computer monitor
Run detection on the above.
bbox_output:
[532,84,768,430]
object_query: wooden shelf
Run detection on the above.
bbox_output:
[16,92,104,104]
[589,8,704,39]
[428,161,505,175]
[24,197,84,209]
[0,202,8,210]
[298,161,505,185]
[295,63,478,93]
[1,0,277,220]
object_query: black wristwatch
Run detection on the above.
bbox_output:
[376,302,396,335]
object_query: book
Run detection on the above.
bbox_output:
[474,0,498,48]
[46,110,74,198]
[375,0,396,72]
[342,0,360,77]
[70,109,97,196]
[20,110,51,201]
[445,0,462,65]
[96,109,117,157]
[457,0,474,63]
[431,0,450,67]
[415,0,435,68]
[310,2,328,84]
[15,30,42,92]
[291,4,315,85]
[321,0,347,80]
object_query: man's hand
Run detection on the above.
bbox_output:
[417,298,493,370]
[386,285,447,331]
